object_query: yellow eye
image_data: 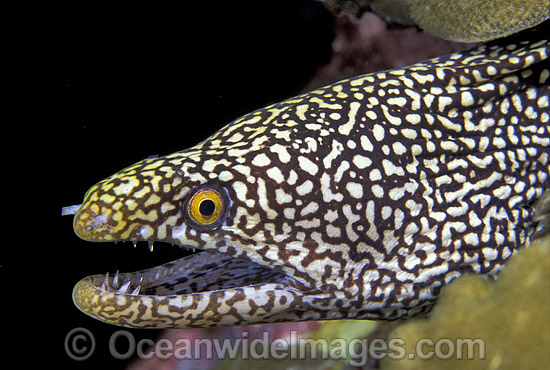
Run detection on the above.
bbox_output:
[185,186,228,229]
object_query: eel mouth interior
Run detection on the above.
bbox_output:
[83,242,297,297]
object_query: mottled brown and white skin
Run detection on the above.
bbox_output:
[70,21,549,328]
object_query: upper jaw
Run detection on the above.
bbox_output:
[72,193,186,245]
[72,197,315,288]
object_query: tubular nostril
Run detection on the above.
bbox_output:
[61,204,82,216]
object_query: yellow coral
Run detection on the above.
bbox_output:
[382,235,550,370]
[409,0,549,42]
[319,0,549,42]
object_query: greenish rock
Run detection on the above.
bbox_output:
[319,0,549,42]
[365,0,415,25]
[381,235,550,370]
[409,0,550,42]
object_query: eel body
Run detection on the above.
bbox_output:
[70,22,549,328]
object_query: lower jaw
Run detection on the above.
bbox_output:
[72,249,307,328]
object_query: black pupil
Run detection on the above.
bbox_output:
[199,199,216,217]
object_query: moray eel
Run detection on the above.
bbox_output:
[69,22,549,328]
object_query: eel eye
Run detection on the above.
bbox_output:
[184,185,228,229]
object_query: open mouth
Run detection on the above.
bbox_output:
[71,241,307,328]
[62,204,294,300]
[64,197,309,329]
[82,244,290,298]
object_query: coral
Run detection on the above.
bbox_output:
[319,0,549,42]
[381,235,550,370]
[409,0,549,42]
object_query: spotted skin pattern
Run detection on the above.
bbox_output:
[72,24,550,328]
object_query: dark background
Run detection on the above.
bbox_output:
[15,1,334,367]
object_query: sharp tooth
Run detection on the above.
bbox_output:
[116,281,131,294]
[132,241,137,248]
[130,286,141,295]
[113,270,120,288]
[148,241,154,252]
[100,272,111,291]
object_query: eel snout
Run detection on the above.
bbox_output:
[65,202,313,328]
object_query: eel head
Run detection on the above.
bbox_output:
[69,117,430,328]
[69,27,550,327]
